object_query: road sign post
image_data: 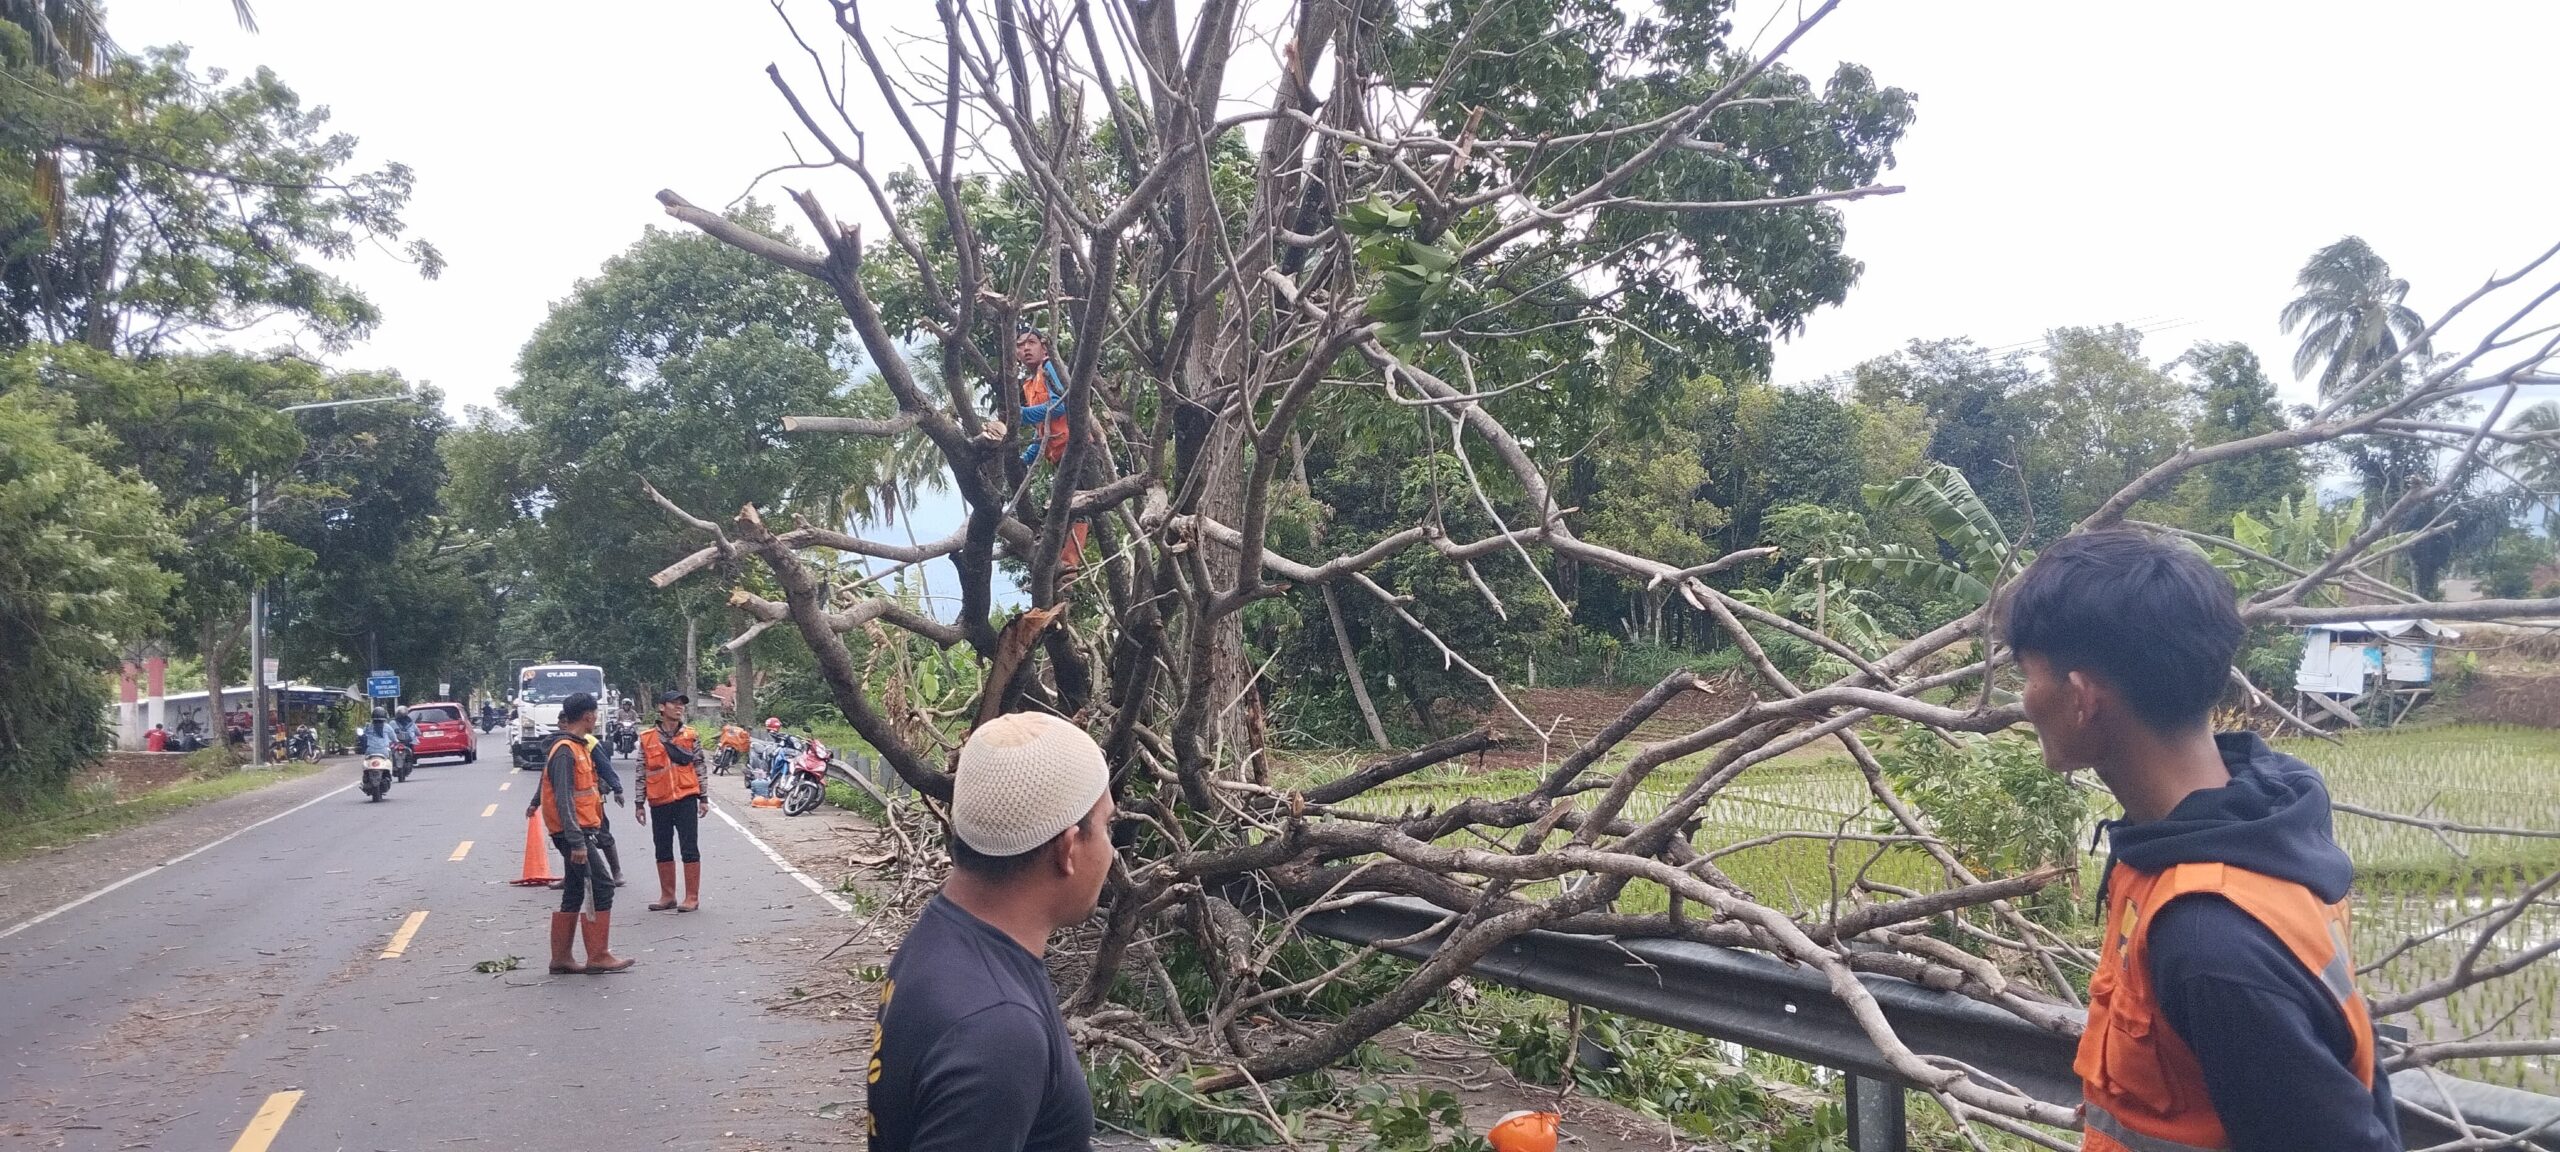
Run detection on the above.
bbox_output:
[366,670,402,700]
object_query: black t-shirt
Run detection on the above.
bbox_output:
[868,894,1092,1152]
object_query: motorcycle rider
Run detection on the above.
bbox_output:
[391,706,421,775]
[357,707,397,758]
[635,690,708,912]
[534,692,634,974]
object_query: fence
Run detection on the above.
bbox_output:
[1296,895,2560,1152]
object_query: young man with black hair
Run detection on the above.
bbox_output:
[533,692,633,975]
[1999,529,2397,1152]
[866,711,1113,1152]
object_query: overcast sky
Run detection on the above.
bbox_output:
[114,0,2559,414]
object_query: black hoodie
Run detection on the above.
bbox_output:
[2099,732,2399,1152]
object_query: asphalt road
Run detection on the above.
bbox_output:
[0,729,862,1151]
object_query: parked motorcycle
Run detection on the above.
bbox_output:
[781,738,834,816]
[360,754,394,801]
[287,725,320,762]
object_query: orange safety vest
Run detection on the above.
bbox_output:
[536,735,605,834]
[2078,860,2376,1152]
[638,725,704,806]
[1023,360,1070,464]
[718,724,752,754]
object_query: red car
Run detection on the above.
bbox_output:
[406,702,477,764]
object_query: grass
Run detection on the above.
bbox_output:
[0,760,326,862]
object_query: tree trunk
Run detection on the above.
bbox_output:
[730,607,756,720]
[683,615,699,701]
[1322,584,1391,750]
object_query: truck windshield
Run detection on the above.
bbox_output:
[520,668,602,703]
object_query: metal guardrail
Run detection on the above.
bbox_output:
[1297,895,2560,1152]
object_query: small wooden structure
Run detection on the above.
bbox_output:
[2293,618,2460,728]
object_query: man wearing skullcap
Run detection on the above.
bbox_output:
[865,712,1114,1152]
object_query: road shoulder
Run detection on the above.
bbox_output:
[0,759,350,935]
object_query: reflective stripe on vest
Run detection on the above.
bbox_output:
[639,726,703,806]
[2086,1103,2225,1152]
[2077,860,2376,1152]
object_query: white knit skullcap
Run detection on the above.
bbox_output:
[953,712,1110,856]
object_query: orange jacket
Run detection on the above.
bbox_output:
[637,725,704,806]
[2077,860,2376,1152]
[537,735,604,835]
[718,724,752,753]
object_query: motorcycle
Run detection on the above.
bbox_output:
[713,744,740,776]
[612,718,638,759]
[287,725,320,763]
[391,740,415,782]
[360,754,394,801]
[478,710,502,733]
[781,738,834,816]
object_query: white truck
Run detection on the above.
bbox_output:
[510,662,606,770]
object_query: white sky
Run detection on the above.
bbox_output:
[114,0,2560,414]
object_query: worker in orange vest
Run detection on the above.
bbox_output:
[2001,531,2395,1152]
[634,689,708,912]
[1010,325,1088,572]
[535,692,634,975]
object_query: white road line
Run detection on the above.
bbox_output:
[708,802,854,914]
[0,779,358,942]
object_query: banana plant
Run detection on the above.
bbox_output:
[1830,464,2025,609]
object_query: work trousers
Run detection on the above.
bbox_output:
[552,830,616,913]
[650,797,702,863]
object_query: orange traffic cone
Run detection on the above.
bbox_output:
[511,813,560,886]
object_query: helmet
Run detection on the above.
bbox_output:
[764,716,782,731]
[394,706,409,718]
[372,707,387,720]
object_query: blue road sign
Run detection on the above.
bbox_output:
[366,671,401,699]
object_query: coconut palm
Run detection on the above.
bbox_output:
[2504,401,2560,509]
[4,0,255,77]
[2280,236,2431,400]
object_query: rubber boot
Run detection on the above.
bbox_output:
[579,911,635,973]
[648,861,679,911]
[547,912,586,974]
[678,861,701,912]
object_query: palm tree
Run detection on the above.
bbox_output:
[5,0,255,76]
[2279,236,2430,400]
[2504,401,2560,513]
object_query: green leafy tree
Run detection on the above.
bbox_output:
[1851,339,2058,537]
[2037,325,2191,524]
[0,381,172,804]
[0,36,438,353]
[2178,341,2302,524]
[490,210,896,694]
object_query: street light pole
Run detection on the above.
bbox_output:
[249,394,405,769]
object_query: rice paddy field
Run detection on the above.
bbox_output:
[1309,723,2560,1092]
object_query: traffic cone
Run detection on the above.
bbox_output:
[511,813,560,886]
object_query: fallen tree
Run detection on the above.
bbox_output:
[643,1,2560,1144]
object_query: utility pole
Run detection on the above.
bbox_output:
[252,395,405,769]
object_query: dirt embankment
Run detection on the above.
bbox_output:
[82,752,205,799]
[2452,671,2560,728]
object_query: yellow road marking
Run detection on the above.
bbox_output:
[480,803,498,818]
[499,781,511,792]
[228,1089,303,1152]
[448,841,473,862]
[380,910,429,959]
